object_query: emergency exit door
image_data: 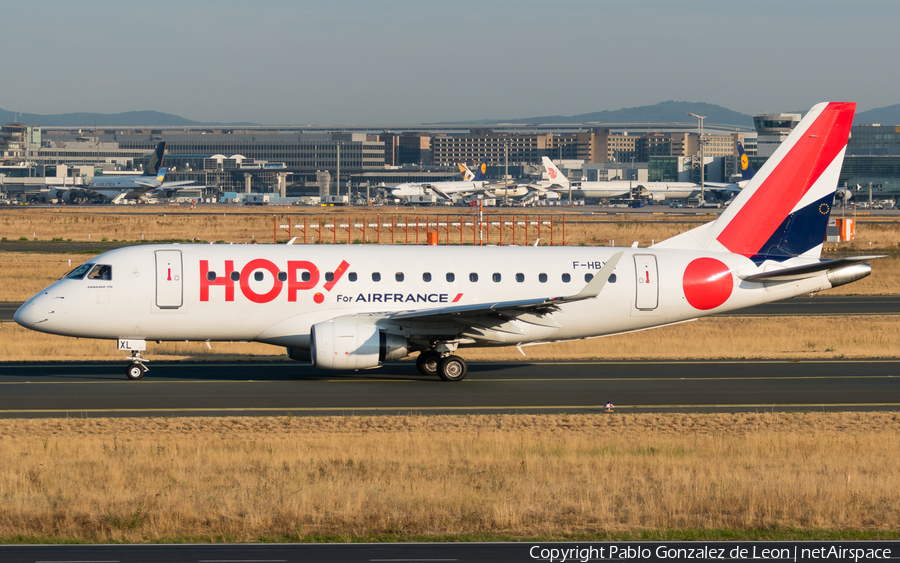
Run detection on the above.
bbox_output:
[633,254,659,310]
[155,250,183,309]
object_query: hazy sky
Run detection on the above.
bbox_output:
[3,0,898,124]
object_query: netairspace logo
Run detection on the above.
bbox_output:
[528,543,891,562]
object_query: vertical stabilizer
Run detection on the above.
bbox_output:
[736,141,755,183]
[144,142,167,176]
[472,158,490,182]
[541,157,569,189]
[655,102,855,261]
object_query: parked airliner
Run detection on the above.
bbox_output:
[49,142,194,203]
[17,103,878,382]
[544,142,756,202]
[391,158,490,200]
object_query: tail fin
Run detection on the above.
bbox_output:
[541,157,569,189]
[736,141,755,182]
[144,142,166,176]
[472,158,490,182]
[155,167,168,183]
[657,102,855,262]
[458,163,475,181]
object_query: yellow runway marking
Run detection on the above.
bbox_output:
[2,403,900,414]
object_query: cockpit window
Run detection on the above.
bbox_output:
[64,263,94,280]
[87,264,113,280]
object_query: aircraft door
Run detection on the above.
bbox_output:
[155,250,183,309]
[633,254,659,310]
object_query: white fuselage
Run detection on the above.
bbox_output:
[556,181,700,201]
[392,181,485,199]
[17,243,836,352]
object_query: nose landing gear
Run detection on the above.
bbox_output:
[125,350,149,380]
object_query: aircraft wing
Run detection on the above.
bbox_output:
[389,251,623,322]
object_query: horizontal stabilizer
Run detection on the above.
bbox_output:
[739,256,884,282]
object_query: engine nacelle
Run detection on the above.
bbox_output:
[48,190,75,203]
[827,263,871,288]
[310,321,409,370]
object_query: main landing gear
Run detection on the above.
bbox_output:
[125,350,149,381]
[416,350,468,382]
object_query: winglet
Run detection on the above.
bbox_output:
[559,251,624,302]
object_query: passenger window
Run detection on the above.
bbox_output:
[584,273,594,282]
[469,273,478,282]
[608,274,617,283]
[301,271,311,282]
[423,272,432,282]
[516,273,524,283]
[372,272,381,282]
[277,272,287,282]
[348,272,358,282]
[207,271,217,281]
[325,272,334,282]
[64,263,94,280]
[230,271,240,282]
[396,272,404,282]
[446,272,455,282]
[87,264,112,280]
[562,273,571,283]
[539,273,548,283]
[492,273,501,282]
[254,271,264,282]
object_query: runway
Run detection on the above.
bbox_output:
[0,359,898,417]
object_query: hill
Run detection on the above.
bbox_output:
[854,104,900,126]
[484,101,755,128]
[0,109,255,127]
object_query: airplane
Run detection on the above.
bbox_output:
[545,141,757,203]
[391,158,490,200]
[16,102,880,383]
[48,142,194,203]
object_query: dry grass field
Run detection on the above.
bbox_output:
[2,206,899,249]
[1,413,898,542]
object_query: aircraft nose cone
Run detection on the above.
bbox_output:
[14,300,33,328]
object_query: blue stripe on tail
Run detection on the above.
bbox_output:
[751,194,834,262]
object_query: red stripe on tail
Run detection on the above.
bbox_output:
[716,102,855,257]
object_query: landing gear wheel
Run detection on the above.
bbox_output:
[416,351,441,377]
[125,362,146,381]
[437,355,467,382]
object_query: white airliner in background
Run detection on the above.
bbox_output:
[543,142,755,202]
[17,103,879,382]
[49,142,194,203]
[391,158,490,201]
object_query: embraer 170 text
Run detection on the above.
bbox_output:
[16,102,880,381]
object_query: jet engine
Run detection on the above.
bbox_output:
[835,189,853,204]
[310,321,409,370]
[48,190,76,203]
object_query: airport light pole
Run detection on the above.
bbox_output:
[502,138,511,206]
[335,140,344,202]
[687,112,706,204]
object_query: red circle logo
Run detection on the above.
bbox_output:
[548,168,557,179]
[682,258,733,310]
[313,292,325,304]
